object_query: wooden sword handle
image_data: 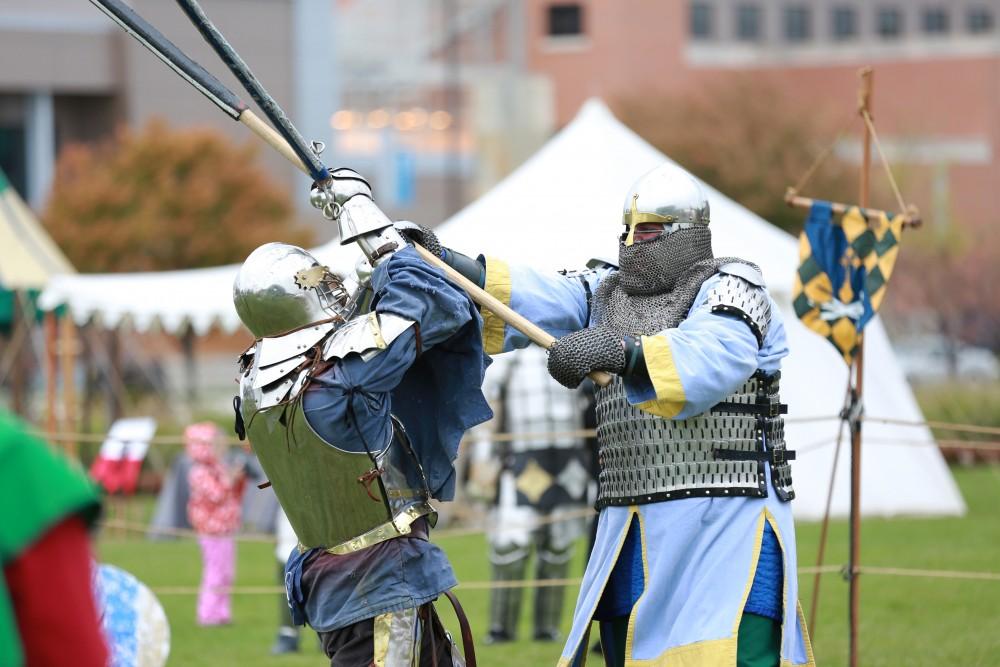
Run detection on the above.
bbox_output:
[412,245,613,388]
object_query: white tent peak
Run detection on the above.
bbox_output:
[438,97,799,296]
[0,167,75,290]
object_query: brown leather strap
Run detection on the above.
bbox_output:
[442,589,477,667]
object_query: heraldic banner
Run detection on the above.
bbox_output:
[792,200,905,365]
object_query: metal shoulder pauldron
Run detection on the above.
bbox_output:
[244,313,415,411]
[706,265,771,346]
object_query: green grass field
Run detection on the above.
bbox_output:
[97,465,1000,666]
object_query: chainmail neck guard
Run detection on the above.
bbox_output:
[595,255,754,336]
[619,226,714,295]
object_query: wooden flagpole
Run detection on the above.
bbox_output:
[849,65,874,667]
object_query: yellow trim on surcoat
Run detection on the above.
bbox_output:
[767,509,817,667]
[481,256,511,355]
[636,334,686,418]
[624,510,652,661]
[556,507,640,667]
[783,601,817,667]
[626,636,737,667]
[621,512,765,666]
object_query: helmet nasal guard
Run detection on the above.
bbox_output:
[621,164,710,246]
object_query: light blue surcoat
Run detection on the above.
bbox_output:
[481,259,815,667]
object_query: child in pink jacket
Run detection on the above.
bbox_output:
[185,422,243,626]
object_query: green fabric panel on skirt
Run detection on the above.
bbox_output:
[737,611,782,667]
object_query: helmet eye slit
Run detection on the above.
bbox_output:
[622,222,690,244]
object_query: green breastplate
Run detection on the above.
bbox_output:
[238,311,434,554]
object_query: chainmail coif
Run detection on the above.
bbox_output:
[618,226,713,295]
[596,226,759,337]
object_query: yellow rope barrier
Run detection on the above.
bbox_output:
[142,565,1000,596]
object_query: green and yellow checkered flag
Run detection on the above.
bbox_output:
[792,200,905,365]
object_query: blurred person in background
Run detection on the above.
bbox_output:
[185,421,245,627]
[482,345,593,644]
[0,410,107,666]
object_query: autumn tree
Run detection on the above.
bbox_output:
[887,223,1000,356]
[615,75,856,234]
[43,120,313,272]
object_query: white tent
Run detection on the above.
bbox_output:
[437,99,965,520]
[0,168,75,291]
[38,239,359,335]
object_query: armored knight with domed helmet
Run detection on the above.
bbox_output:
[233,169,489,666]
[409,163,814,667]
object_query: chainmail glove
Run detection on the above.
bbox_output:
[397,223,443,257]
[547,326,625,389]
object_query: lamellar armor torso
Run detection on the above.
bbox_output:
[593,260,796,509]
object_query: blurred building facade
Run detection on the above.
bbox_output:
[0,0,331,219]
[3,1,997,234]
[329,0,554,224]
[518,0,1000,232]
[0,0,553,232]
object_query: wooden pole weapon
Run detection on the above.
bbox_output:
[849,65,874,667]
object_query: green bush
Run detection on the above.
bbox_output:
[913,381,1000,462]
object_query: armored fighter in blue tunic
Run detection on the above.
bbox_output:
[232,171,491,666]
[414,163,815,667]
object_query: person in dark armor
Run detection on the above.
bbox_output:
[407,163,814,667]
[481,345,592,645]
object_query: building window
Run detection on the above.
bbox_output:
[691,2,714,39]
[736,4,762,41]
[967,7,995,33]
[547,4,583,36]
[922,8,949,34]
[783,5,811,42]
[832,6,857,40]
[0,95,26,198]
[0,126,26,198]
[876,7,903,38]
